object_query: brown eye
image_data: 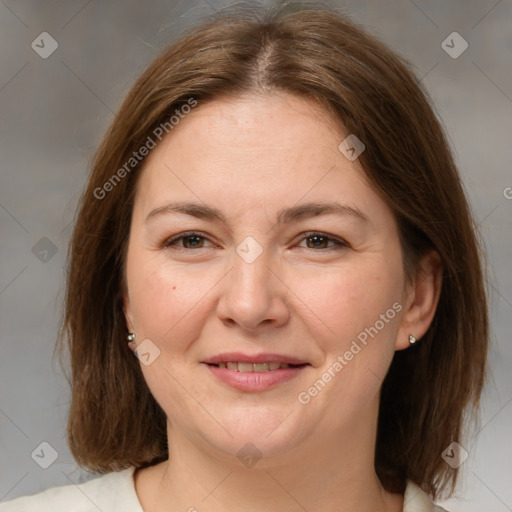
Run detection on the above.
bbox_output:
[298,232,348,250]
[163,232,211,250]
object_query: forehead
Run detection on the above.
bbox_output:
[132,92,395,231]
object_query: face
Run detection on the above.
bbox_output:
[123,92,413,461]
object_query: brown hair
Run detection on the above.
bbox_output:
[56,1,489,501]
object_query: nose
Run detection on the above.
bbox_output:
[216,243,290,332]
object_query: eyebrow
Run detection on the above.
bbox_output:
[145,200,368,226]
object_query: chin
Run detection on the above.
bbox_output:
[190,408,310,464]
[205,433,302,469]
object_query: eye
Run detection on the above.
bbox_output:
[161,231,348,251]
[297,232,348,250]
[162,231,213,250]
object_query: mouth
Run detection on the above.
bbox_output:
[206,361,309,372]
[201,353,311,391]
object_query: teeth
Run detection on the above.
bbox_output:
[238,362,254,372]
[215,362,293,372]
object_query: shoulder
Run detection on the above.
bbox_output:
[404,480,451,512]
[1,467,143,512]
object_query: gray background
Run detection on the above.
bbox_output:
[1,1,511,510]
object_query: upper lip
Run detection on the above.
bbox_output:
[202,352,309,365]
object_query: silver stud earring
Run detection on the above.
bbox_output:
[127,332,135,343]
[409,335,417,344]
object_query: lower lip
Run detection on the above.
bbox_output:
[204,363,308,392]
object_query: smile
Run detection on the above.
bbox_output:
[204,362,309,392]
[209,361,305,372]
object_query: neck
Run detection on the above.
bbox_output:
[135,394,403,512]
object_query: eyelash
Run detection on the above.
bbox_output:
[162,231,349,252]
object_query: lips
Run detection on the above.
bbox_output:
[213,361,299,372]
[202,352,309,366]
[202,352,310,391]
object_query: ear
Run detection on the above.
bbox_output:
[123,290,137,352]
[395,249,443,350]
[122,284,135,334]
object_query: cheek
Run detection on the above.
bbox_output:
[126,250,216,349]
[295,257,403,398]
[126,257,217,411]
[293,258,403,343]
[291,260,403,423]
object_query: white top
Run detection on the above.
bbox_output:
[1,466,450,511]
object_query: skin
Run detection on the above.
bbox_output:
[123,92,442,512]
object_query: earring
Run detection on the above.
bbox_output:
[409,335,417,344]
[127,332,135,343]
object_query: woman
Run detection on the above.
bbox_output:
[2,2,488,511]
